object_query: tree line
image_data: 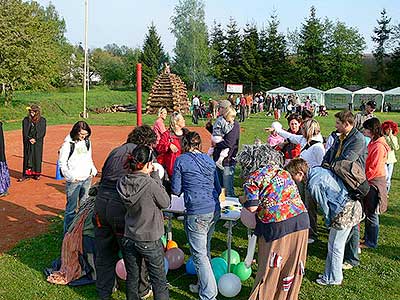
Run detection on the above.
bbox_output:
[1,0,399,105]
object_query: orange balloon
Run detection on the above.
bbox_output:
[166,240,178,250]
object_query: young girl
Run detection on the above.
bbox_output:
[117,145,170,300]
[381,120,399,193]
[208,107,236,169]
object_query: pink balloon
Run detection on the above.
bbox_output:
[115,259,127,280]
[165,248,185,270]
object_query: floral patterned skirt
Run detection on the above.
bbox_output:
[0,161,10,194]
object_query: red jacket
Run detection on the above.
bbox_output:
[366,136,390,181]
[156,129,186,177]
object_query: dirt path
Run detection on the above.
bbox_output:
[0,125,211,253]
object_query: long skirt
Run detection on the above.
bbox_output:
[249,229,308,300]
[0,161,10,194]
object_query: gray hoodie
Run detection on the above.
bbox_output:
[117,172,170,241]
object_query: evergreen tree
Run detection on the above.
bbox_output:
[170,0,209,90]
[209,21,226,81]
[372,9,392,88]
[387,24,400,87]
[325,21,365,87]
[296,6,326,87]
[141,23,168,91]
[224,17,242,83]
[240,23,260,86]
[259,13,289,89]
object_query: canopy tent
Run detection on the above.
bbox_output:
[352,87,384,111]
[324,87,352,109]
[266,86,295,94]
[295,86,325,105]
[383,87,400,111]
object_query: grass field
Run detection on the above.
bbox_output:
[0,89,400,300]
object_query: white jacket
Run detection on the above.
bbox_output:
[58,135,97,182]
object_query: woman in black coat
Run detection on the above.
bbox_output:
[19,104,46,181]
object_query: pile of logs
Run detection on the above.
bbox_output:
[89,104,136,114]
[146,72,190,114]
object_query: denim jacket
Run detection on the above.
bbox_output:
[307,167,349,226]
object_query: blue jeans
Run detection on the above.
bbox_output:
[185,212,220,300]
[122,238,168,300]
[64,177,91,234]
[343,224,360,266]
[217,166,236,197]
[364,186,380,248]
[322,227,352,284]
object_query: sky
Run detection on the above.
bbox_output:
[36,0,399,54]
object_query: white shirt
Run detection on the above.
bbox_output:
[192,97,200,106]
[272,123,325,167]
[59,135,97,182]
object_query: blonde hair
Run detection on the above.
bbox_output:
[302,119,320,142]
[169,111,184,132]
[158,107,167,117]
[223,106,237,120]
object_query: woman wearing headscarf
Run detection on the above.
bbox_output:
[236,144,309,300]
[19,104,46,181]
[156,112,188,178]
[0,121,10,196]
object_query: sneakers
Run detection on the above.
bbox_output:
[189,283,199,293]
[342,262,354,270]
[140,289,153,300]
[316,277,341,286]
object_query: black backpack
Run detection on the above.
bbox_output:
[59,139,91,177]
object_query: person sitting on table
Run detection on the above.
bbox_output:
[171,131,221,300]
[236,144,309,300]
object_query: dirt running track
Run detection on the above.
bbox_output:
[0,125,211,253]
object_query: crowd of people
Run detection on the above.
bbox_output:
[0,96,396,300]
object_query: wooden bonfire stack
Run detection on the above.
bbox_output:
[146,71,189,114]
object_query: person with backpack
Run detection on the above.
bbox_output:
[59,121,97,234]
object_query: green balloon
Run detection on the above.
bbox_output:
[233,262,252,281]
[220,249,240,265]
[211,257,227,282]
[160,235,167,248]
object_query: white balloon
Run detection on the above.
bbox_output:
[218,273,242,298]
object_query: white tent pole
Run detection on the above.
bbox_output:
[381,93,385,112]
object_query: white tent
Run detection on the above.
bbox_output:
[295,86,325,105]
[384,87,400,95]
[383,87,400,111]
[352,87,384,111]
[267,86,295,94]
[324,87,352,109]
